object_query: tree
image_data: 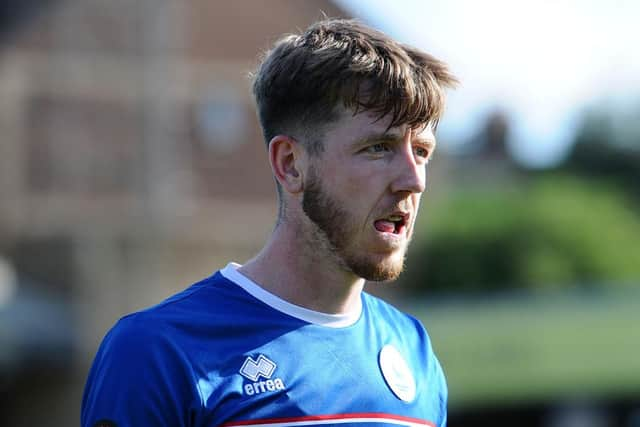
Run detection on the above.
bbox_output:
[401,176,640,294]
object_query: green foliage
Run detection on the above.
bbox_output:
[561,107,640,200]
[401,176,640,293]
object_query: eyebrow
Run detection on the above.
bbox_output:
[355,132,436,148]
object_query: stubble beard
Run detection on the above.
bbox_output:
[301,168,407,282]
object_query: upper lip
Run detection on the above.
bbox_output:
[381,210,410,224]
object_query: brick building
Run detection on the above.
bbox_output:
[0,1,347,424]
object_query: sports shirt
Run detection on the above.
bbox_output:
[82,263,447,427]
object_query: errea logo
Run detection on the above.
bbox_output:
[239,354,286,396]
[239,354,276,381]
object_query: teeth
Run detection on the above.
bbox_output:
[387,215,404,222]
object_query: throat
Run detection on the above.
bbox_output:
[241,240,366,315]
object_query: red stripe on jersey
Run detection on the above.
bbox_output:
[220,413,436,427]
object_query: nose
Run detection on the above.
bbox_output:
[390,144,426,195]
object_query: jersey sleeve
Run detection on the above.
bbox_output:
[413,314,448,427]
[434,354,448,427]
[81,315,197,427]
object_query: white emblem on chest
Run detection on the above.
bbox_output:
[239,354,286,396]
[378,344,417,403]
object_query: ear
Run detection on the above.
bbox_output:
[268,135,305,194]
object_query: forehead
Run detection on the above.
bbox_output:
[324,108,435,145]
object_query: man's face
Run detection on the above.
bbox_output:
[300,110,435,282]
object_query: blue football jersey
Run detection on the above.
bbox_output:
[82,263,447,427]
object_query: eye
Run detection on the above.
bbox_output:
[364,142,391,155]
[366,143,391,154]
[414,145,430,159]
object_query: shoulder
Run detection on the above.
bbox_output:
[361,292,440,370]
[362,293,448,424]
[81,274,234,426]
[112,270,242,331]
[93,271,234,364]
[91,309,188,381]
[137,271,229,317]
[83,268,304,426]
[362,291,429,336]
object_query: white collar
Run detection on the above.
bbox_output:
[220,262,362,328]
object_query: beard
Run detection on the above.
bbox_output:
[301,167,406,282]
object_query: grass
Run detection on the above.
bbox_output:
[404,289,640,408]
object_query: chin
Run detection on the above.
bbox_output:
[347,251,405,282]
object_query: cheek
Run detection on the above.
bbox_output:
[413,193,422,210]
[343,175,379,207]
[320,156,389,210]
[324,160,369,193]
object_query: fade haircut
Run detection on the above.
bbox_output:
[251,18,458,155]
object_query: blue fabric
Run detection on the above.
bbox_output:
[81,271,447,427]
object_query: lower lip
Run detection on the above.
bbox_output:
[374,226,407,241]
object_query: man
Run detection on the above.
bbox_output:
[82,18,457,427]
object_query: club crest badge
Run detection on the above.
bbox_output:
[378,344,416,403]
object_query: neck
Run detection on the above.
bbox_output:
[238,220,365,315]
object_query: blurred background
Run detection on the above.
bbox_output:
[0,0,638,425]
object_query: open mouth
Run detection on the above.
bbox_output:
[374,213,408,235]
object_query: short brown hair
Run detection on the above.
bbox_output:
[252,18,458,155]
